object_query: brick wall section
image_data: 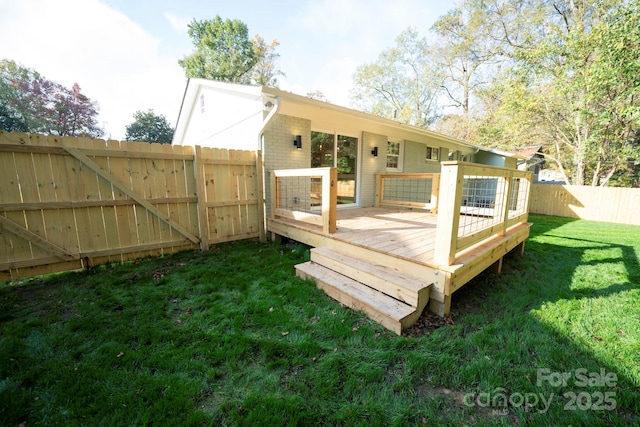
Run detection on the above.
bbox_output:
[361,132,388,207]
[263,114,311,216]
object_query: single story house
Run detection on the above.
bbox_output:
[172,79,522,213]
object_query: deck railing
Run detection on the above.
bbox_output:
[270,167,337,234]
[270,163,531,266]
[375,173,440,212]
[434,162,532,266]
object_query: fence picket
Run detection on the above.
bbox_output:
[530,184,640,226]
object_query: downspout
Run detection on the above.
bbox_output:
[257,94,280,239]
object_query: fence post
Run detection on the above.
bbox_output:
[434,162,464,266]
[193,145,209,251]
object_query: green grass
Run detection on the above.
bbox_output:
[1,215,639,426]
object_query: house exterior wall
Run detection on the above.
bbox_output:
[180,87,263,150]
[263,113,312,216]
[361,132,388,207]
[403,140,443,174]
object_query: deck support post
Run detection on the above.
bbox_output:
[490,257,503,274]
[429,295,452,317]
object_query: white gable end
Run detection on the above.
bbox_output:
[175,81,264,150]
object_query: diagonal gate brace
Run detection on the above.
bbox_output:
[0,215,78,261]
[64,147,200,245]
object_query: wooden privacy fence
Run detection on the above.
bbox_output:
[530,184,640,226]
[0,131,263,280]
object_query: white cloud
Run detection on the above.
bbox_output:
[0,0,186,140]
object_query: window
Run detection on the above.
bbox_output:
[200,94,205,114]
[426,146,440,161]
[387,140,403,171]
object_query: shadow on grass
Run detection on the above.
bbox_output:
[438,214,640,424]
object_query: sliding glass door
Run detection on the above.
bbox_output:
[311,131,358,206]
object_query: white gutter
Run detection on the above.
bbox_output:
[257,93,280,239]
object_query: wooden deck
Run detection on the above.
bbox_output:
[268,207,531,333]
[269,163,533,334]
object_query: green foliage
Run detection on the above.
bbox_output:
[179,16,258,83]
[1,220,639,425]
[472,0,639,186]
[351,28,441,128]
[250,35,285,87]
[125,109,174,144]
[0,59,103,137]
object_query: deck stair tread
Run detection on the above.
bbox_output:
[310,246,430,307]
[295,261,415,334]
[296,246,433,335]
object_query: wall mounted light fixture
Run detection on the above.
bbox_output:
[371,146,378,157]
[293,135,302,150]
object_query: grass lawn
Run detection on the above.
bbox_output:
[1,214,638,426]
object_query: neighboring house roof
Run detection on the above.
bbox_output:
[173,78,519,159]
[512,145,544,160]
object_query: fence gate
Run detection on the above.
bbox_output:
[0,132,262,280]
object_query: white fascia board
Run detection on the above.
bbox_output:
[262,87,483,155]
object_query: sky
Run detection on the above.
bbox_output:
[0,0,453,140]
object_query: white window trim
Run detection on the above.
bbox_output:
[386,139,404,172]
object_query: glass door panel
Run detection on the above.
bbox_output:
[310,132,333,207]
[311,132,334,168]
[310,131,358,207]
[337,135,357,204]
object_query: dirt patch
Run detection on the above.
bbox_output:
[405,312,456,338]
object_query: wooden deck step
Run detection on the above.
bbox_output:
[310,246,430,309]
[295,261,417,335]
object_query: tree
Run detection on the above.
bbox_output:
[472,0,638,186]
[51,83,103,137]
[430,1,501,140]
[351,28,441,128]
[0,59,103,137]
[125,110,174,144]
[179,16,258,83]
[250,35,285,87]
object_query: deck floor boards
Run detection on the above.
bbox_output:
[275,207,440,264]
